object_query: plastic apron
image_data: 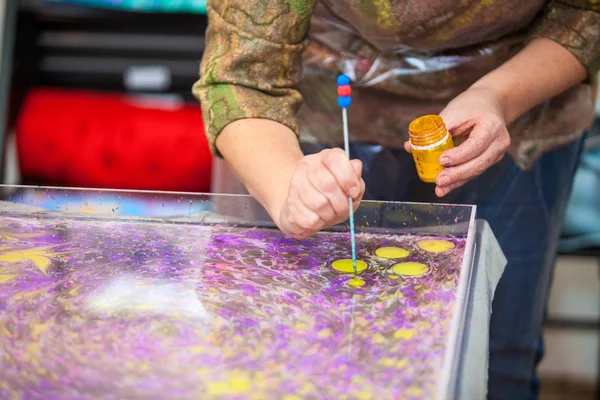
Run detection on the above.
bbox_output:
[296,1,594,171]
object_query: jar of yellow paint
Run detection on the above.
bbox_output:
[409,115,454,183]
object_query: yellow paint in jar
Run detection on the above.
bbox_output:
[409,115,454,183]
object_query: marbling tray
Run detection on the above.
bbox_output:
[0,185,476,400]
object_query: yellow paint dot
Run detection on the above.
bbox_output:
[394,328,414,340]
[208,382,228,395]
[30,323,48,339]
[392,262,429,277]
[417,239,455,253]
[419,321,432,330]
[375,247,410,259]
[348,278,366,287]
[26,343,39,353]
[283,396,302,400]
[230,377,251,393]
[299,382,314,395]
[388,274,399,280]
[0,274,17,283]
[379,357,395,367]
[356,391,373,400]
[373,333,386,344]
[331,259,368,274]
[318,329,331,338]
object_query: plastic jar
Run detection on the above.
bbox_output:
[409,115,454,183]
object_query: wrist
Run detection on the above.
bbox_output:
[215,118,303,224]
[247,159,297,225]
[466,83,508,121]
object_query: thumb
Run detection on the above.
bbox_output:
[439,110,476,138]
[439,109,462,132]
[350,159,363,177]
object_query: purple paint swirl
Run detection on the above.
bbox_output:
[0,216,466,399]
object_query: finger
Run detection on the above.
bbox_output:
[350,159,363,176]
[350,160,366,200]
[439,109,462,132]
[403,141,411,154]
[439,106,476,135]
[439,120,500,166]
[440,114,475,137]
[357,177,366,201]
[436,143,505,187]
[348,179,366,214]
[307,165,351,216]
[288,229,314,240]
[435,180,467,198]
[278,205,314,239]
[297,179,337,222]
[352,181,366,212]
[285,192,325,233]
[324,179,365,229]
[321,149,361,198]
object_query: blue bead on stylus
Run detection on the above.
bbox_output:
[338,96,352,108]
[337,74,351,86]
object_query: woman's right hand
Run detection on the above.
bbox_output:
[272,148,365,239]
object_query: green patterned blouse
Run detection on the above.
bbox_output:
[194,0,600,170]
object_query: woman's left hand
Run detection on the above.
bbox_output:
[404,87,511,197]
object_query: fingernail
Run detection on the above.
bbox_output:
[349,185,359,198]
[439,157,450,166]
[438,175,450,186]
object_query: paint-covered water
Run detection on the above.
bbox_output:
[0,215,466,399]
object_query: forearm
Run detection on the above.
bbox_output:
[216,119,303,216]
[471,37,588,125]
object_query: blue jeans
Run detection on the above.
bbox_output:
[302,137,585,400]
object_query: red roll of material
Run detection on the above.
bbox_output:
[16,88,212,192]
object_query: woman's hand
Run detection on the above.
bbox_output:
[272,148,365,239]
[215,120,364,241]
[403,37,588,198]
[405,87,511,197]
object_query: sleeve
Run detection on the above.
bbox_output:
[529,1,600,79]
[192,0,316,156]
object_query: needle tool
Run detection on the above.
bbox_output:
[337,74,358,278]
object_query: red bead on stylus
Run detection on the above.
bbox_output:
[337,85,351,97]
